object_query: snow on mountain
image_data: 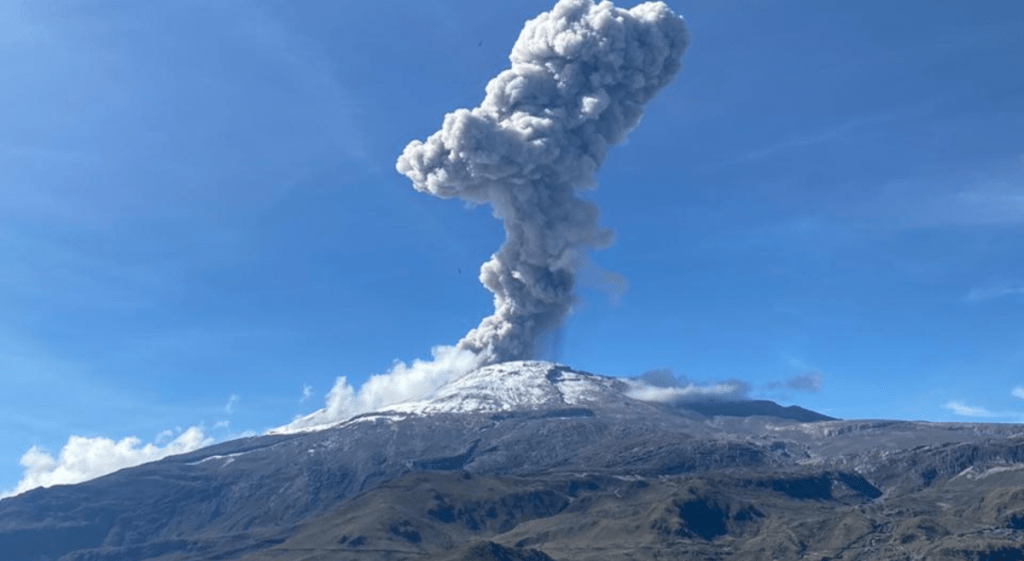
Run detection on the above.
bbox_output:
[379,361,627,415]
[272,361,631,434]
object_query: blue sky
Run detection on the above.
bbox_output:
[1,0,1022,493]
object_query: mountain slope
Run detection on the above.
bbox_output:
[234,469,1023,561]
[674,399,835,422]
[1,361,1022,561]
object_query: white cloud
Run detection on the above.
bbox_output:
[948,191,1024,226]
[858,155,1024,230]
[1012,387,1024,400]
[733,112,895,164]
[625,368,750,403]
[224,393,240,414]
[274,345,482,434]
[300,384,313,402]
[943,400,996,418]
[933,156,1024,227]
[2,426,212,498]
[625,381,749,403]
[965,282,1024,303]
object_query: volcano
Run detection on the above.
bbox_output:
[2,361,1023,561]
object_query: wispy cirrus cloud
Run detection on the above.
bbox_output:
[965,281,1024,303]
[721,94,960,169]
[943,400,997,418]
[942,190,1024,227]
[224,394,240,414]
[1012,387,1024,400]
[866,155,1024,230]
[943,399,1024,422]
[733,112,895,164]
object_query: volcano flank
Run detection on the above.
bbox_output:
[2,361,1024,561]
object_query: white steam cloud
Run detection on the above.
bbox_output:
[277,346,481,433]
[2,427,212,499]
[280,0,689,432]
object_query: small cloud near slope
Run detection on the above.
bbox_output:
[2,426,212,498]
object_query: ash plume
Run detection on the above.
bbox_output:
[398,0,689,364]
[278,0,688,433]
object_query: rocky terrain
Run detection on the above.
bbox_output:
[2,361,1023,560]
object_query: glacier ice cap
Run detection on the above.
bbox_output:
[397,0,689,364]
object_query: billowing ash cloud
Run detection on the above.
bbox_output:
[277,0,688,434]
[397,0,688,364]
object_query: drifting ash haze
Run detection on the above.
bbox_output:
[283,0,689,433]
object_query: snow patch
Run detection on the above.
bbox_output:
[185,451,249,467]
[952,463,1024,481]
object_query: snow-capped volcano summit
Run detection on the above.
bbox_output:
[378,361,628,417]
[274,361,639,435]
[275,360,833,436]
